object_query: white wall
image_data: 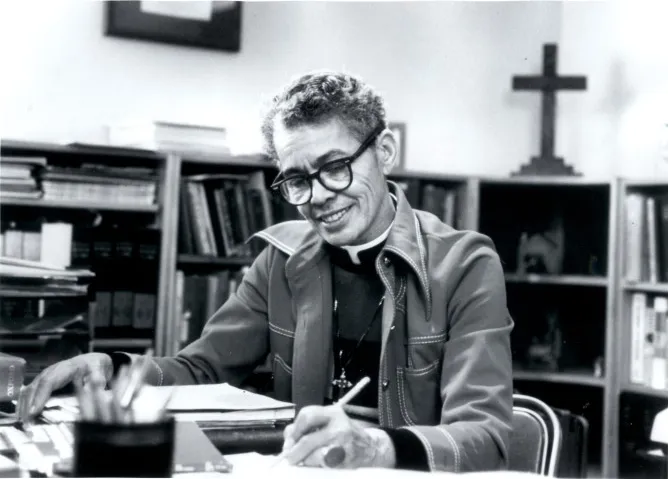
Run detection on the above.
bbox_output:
[0,0,562,176]
[557,0,668,179]
[1,1,665,178]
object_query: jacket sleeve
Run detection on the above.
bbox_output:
[400,232,514,472]
[124,246,273,387]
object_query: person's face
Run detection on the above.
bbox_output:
[273,117,397,246]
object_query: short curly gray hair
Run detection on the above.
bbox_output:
[261,71,388,163]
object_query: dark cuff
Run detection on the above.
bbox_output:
[109,351,132,376]
[380,427,430,471]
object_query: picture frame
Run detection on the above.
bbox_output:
[104,1,242,52]
[389,122,406,171]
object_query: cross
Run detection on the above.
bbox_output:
[511,43,587,176]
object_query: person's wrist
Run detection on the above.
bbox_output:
[366,428,397,468]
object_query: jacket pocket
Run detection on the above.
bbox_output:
[272,353,293,402]
[396,360,442,426]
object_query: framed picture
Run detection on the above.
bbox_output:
[105,1,242,52]
[389,122,406,171]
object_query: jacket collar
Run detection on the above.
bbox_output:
[252,181,431,316]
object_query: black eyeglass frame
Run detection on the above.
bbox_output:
[270,124,385,206]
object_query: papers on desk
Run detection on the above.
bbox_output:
[162,383,293,412]
[40,383,295,427]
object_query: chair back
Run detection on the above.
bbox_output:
[509,394,563,476]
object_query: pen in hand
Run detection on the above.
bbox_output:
[273,376,371,468]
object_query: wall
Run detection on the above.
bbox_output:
[0,0,563,177]
[557,0,668,179]
[4,1,665,178]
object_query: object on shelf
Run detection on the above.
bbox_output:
[517,213,565,275]
[525,310,562,371]
[651,407,668,446]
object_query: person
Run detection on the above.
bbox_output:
[18,71,514,472]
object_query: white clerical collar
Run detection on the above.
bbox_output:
[339,194,397,265]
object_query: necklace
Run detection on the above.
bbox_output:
[331,296,384,401]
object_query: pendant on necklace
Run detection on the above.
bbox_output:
[332,350,353,400]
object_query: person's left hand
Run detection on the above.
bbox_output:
[280,405,396,469]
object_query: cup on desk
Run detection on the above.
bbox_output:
[73,417,175,477]
[72,349,176,477]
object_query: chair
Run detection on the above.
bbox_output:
[509,394,563,476]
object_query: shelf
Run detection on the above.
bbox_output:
[621,383,668,400]
[0,287,89,298]
[90,338,153,348]
[180,152,275,169]
[177,255,254,268]
[478,176,611,187]
[0,197,160,212]
[513,369,605,387]
[1,138,166,161]
[623,282,668,294]
[505,273,608,287]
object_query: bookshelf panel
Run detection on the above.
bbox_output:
[514,369,605,387]
[505,273,608,287]
[624,282,668,294]
[622,383,668,400]
[0,197,160,212]
[177,254,254,269]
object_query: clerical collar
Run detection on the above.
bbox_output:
[339,221,393,265]
[326,194,396,271]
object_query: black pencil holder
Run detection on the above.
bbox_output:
[73,417,175,477]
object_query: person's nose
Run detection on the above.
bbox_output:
[310,178,336,206]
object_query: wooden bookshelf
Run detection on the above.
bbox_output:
[0,139,166,367]
[4,139,666,478]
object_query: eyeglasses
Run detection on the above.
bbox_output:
[271,124,384,206]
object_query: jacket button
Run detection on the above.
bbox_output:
[383,256,391,267]
[382,379,390,390]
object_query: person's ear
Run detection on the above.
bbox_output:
[375,128,399,175]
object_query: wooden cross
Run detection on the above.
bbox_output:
[511,43,587,176]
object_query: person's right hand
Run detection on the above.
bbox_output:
[17,352,113,422]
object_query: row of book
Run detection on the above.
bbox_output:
[630,293,668,391]
[0,222,161,333]
[625,192,668,283]
[178,171,298,258]
[174,268,246,351]
[0,155,158,205]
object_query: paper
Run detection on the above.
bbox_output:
[140,1,213,21]
[159,383,294,412]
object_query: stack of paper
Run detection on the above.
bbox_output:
[145,383,295,428]
[40,383,295,428]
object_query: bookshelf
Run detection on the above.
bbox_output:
[2,138,666,478]
[614,178,668,479]
[0,140,168,367]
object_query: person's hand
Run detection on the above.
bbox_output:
[280,404,396,469]
[17,352,113,422]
